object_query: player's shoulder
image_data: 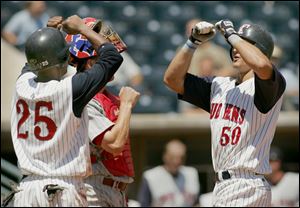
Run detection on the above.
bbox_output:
[87,98,105,114]
[16,71,36,88]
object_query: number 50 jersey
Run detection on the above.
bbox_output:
[11,72,92,177]
[210,76,283,174]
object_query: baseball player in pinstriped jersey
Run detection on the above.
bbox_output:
[49,16,140,206]
[164,19,286,207]
[8,15,123,207]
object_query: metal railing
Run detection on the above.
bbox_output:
[1,158,22,204]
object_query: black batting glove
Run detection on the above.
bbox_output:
[215,20,238,41]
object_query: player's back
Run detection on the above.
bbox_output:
[11,72,91,177]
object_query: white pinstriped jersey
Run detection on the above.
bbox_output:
[11,72,92,177]
[210,76,283,174]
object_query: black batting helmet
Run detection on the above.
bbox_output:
[25,27,69,71]
[230,23,274,60]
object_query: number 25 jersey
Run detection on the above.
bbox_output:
[11,72,92,177]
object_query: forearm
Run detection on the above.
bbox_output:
[80,27,109,50]
[228,35,273,79]
[102,103,132,155]
[164,41,196,94]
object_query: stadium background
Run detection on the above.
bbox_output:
[1,1,299,204]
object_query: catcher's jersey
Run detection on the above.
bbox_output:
[210,76,283,174]
[11,72,92,177]
[86,91,134,183]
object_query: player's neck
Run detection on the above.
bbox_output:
[236,70,254,85]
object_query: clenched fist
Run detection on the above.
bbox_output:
[215,19,238,41]
[47,16,63,29]
[61,15,88,35]
[119,87,140,107]
[189,21,216,44]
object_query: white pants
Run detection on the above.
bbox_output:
[8,175,87,207]
[84,175,127,207]
[212,170,271,207]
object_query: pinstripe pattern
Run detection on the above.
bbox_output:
[210,77,283,174]
[213,171,271,207]
[85,174,127,207]
[209,76,282,206]
[11,72,92,177]
[11,175,88,207]
[10,72,92,206]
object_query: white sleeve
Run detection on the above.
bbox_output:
[87,99,114,142]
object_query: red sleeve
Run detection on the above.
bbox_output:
[92,126,113,146]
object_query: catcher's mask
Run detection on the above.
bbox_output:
[230,23,274,60]
[65,17,102,71]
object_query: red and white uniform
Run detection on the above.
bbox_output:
[84,90,134,207]
[11,71,92,206]
[210,76,283,207]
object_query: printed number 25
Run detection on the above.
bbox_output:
[219,126,241,146]
[16,99,57,141]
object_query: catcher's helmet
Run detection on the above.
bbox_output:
[230,23,274,60]
[25,27,69,71]
[65,17,102,61]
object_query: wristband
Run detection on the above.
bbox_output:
[183,39,198,51]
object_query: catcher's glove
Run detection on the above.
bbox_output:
[47,16,127,53]
[87,18,127,53]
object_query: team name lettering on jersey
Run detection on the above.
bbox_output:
[210,102,246,125]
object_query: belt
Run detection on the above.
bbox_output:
[215,170,231,182]
[215,170,265,182]
[102,177,128,192]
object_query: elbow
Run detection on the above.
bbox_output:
[163,73,177,89]
[253,56,272,71]
[108,143,124,155]
[163,74,183,94]
[163,74,172,87]
[117,54,124,65]
[114,53,124,68]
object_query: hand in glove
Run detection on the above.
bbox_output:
[189,21,216,45]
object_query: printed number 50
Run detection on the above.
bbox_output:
[16,99,57,141]
[220,126,241,146]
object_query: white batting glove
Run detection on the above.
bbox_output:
[189,21,216,45]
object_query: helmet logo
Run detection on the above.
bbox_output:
[29,59,49,69]
[238,24,251,34]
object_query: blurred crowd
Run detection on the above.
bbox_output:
[1,1,299,113]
